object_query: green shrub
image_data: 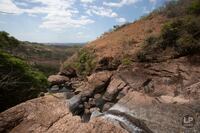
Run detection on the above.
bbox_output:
[162,16,200,55]
[161,20,182,48]
[0,51,48,112]
[138,4,200,61]
[0,31,19,52]
[183,16,200,37]
[145,36,158,45]
[176,34,199,55]
[188,0,200,15]
[74,49,96,76]
[137,52,148,62]
[33,63,59,77]
[121,57,132,65]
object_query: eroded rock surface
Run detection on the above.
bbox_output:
[48,75,69,85]
[0,94,127,133]
[109,91,200,133]
[1,56,200,133]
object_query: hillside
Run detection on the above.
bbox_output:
[85,0,199,62]
[0,32,82,76]
[86,14,166,59]
[64,0,200,75]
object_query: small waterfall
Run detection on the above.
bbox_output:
[104,113,143,133]
[102,110,153,133]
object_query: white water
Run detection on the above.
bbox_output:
[103,113,143,133]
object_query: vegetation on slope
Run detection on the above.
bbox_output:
[0,31,81,76]
[0,50,48,112]
[63,0,200,75]
[64,48,96,76]
[137,0,200,62]
[0,31,81,111]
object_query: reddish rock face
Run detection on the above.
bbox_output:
[103,76,127,101]
[87,71,113,92]
[59,67,77,78]
[48,75,69,85]
[0,94,127,133]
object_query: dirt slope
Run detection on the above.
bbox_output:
[86,15,166,60]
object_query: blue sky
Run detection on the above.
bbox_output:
[0,0,169,43]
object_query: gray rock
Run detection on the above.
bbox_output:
[50,85,60,91]
[95,98,105,109]
[68,95,82,113]
[64,92,74,99]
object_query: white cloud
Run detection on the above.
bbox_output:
[0,0,22,14]
[103,0,140,8]
[80,0,95,3]
[85,5,128,23]
[143,7,151,14]
[149,0,157,4]
[116,17,126,23]
[14,2,29,7]
[0,0,129,30]
[86,6,118,18]
[0,0,94,30]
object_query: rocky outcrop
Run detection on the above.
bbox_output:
[95,57,121,71]
[59,67,77,78]
[117,56,200,98]
[103,76,128,101]
[0,94,127,133]
[109,91,200,133]
[1,56,200,133]
[68,71,113,116]
[48,75,69,85]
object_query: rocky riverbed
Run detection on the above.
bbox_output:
[1,56,200,133]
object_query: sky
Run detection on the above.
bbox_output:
[0,0,170,43]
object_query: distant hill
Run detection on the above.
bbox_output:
[44,42,86,46]
[0,32,82,76]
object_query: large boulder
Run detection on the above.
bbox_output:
[87,71,113,93]
[95,57,121,71]
[75,71,113,98]
[59,67,77,78]
[68,94,82,114]
[48,75,69,85]
[0,94,127,133]
[103,76,127,101]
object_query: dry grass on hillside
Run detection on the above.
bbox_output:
[86,15,167,60]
